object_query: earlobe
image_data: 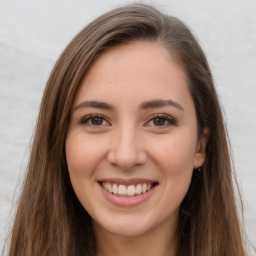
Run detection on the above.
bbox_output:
[193,127,210,169]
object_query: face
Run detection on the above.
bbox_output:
[65,41,208,239]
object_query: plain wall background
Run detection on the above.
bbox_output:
[1,0,255,251]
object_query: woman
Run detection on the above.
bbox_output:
[6,4,248,256]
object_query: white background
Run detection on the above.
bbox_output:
[0,0,255,252]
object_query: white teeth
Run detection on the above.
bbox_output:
[118,185,126,196]
[135,184,142,194]
[102,182,153,196]
[142,183,147,193]
[107,183,113,193]
[112,184,118,195]
[127,185,136,196]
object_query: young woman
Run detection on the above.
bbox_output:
[5,4,248,256]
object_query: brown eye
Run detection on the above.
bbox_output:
[153,117,166,126]
[80,115,110,127]
[145,114,177,128]
[91,117,104,125]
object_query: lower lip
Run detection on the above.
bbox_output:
[99,184,157,207]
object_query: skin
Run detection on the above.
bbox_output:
[65,41,209,256]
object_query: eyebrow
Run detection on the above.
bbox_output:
[73,101,114,111]
[139,99,184,111]
[73,99,184,112]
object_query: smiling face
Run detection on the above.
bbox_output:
[65,41,207,240]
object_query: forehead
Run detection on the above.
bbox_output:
[85,41,184,81]
[74,41,192,110]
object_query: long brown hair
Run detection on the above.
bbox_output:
[5,4,248,256]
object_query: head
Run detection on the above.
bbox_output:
[9,4,246,256]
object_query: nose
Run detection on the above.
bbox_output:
[107,125,147,170]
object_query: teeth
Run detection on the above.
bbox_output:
[142,183,147,193]
[135,184,142,195]
[107,183,112,193]
[112,184,118,195]
[118,185,126,196]
[102,182,153,196]
[127,185,136,196]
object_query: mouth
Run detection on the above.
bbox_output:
[98,181,159,197]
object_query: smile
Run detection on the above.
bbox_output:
[101,182,153,197]
[98,179,159,207]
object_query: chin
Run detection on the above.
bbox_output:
[99,223,151,238]
[92,212,162,238]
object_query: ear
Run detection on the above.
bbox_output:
[193,127,210,169]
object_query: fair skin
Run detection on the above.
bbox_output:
[65,41,208,256]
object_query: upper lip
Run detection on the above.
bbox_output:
[98,178,158,186]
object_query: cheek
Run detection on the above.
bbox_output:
[146,135,195,221]
[152,133,197,174]
[65,134,102,211]
[65,133,104,178]
[151,133,196,200]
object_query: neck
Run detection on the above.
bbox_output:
[93,222,178,256]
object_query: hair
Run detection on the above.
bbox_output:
[5,3,248,256]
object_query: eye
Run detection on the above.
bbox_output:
[80,114,110,127]
[145,114,176,127]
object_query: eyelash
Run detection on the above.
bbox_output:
[145,114,177,128]
[79,114,110,127]
[79,113,176,128]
